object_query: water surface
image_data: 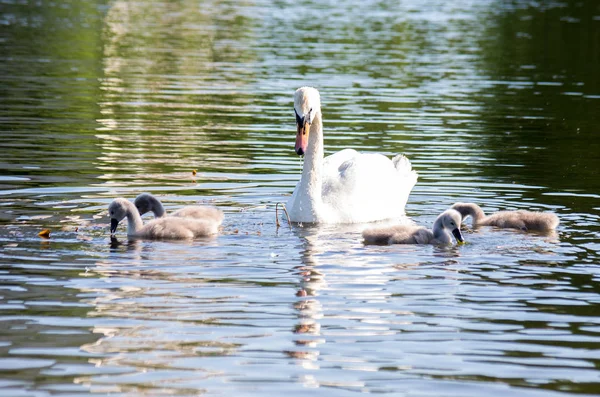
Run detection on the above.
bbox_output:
[1,0,600,396]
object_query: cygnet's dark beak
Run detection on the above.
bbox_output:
[110,218,119,235]
[452,228,465,243]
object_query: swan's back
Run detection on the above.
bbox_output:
[321,152,417,223]
[139,217,219,240]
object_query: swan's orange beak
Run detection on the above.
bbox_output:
[295,119,310,156]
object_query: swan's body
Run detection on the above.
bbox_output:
[363,209,465,245]
[451,202,559,232]
[287,87,417,224]
[134,193,224,224]
[109,198,219,239]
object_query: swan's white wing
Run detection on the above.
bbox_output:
[322,148,359,171]
[321,151,417,223]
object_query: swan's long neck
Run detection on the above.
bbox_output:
[150,196,166,217]
[298,112,324,218]
[125,202,145,236]
[432,217,452,244]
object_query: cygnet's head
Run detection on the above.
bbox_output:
[108,198,130,234]
[293,87,321,156]
[440,209,465,243]
[134,193,154,216]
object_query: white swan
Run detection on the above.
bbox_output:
[134,193,224,224]
[362,209,465,245]
[286,87,418,224]
[109,198,219,239]
[451,202,559,232]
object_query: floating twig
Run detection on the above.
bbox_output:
[275,202,291,229]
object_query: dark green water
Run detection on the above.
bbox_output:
[1,1,599,396]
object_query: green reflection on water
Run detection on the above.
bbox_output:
[478,1,600,201]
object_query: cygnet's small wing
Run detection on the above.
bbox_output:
[139,217,219,240]
[171,205,224,225]
[517,210,559,231]
[362,225,400,245]
[363,224,429,245]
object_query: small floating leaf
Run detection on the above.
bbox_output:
[38,229,51,238]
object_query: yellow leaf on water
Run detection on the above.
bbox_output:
[38,229,51,238]
[192,169,197,176]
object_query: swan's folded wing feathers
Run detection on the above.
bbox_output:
[392,154,412,172]
[323,148,359,170]
[320,151,416,223]
[392,154,418,185]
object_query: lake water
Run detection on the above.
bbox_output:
[1,0,600,396]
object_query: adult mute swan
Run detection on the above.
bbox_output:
[287,87,418,224]
[109,198,219,239]
[363,209,465,245]
[134,193,224,224]
[451,202,559,232]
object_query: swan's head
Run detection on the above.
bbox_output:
[134,193,154,216]
[108,198,130,234]
[440,209,465,243]
[293,86,321,156]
